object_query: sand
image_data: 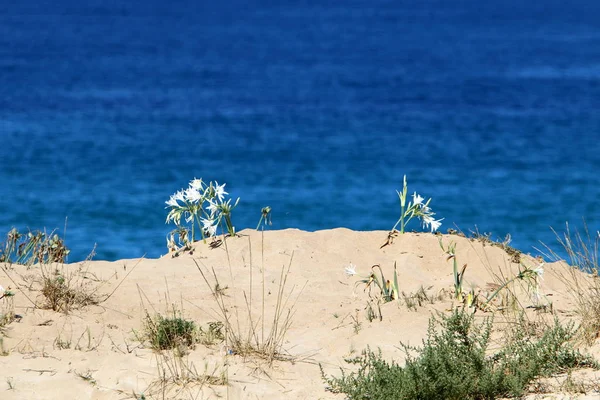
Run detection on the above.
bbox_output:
[1,228,599,399]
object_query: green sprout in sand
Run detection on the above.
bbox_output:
[439,239,468,302]
[355,264,400,303]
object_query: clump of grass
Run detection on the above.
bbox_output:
[144,311,197,351]
[193,237,304,365]
[40,265,100,313]
[146,350,228,399]
[0,228,69,266]
[400,285,442,311]
[0,288,15,334]
[322,309,597,400]
[537,221,600,345]
[75,369,97,385]
[198,321,224,346]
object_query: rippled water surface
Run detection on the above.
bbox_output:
[1,0,599,261]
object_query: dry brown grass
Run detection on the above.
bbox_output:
[538,222,600,345]
[194,235,305,366]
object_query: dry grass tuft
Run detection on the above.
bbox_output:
[194,236,304,366]
[145,350,227,400]
[39,264,101,313]
[538,222,600,345]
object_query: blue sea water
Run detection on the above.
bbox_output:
[1,0,599,261]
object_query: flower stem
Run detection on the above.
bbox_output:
[484,276,519,306]
[400,203,405,233]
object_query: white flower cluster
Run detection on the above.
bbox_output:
[165,178,239,243]
[409,192,443,232]
[394,176,443,234]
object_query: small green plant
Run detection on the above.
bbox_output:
[144,311,197,351]
[391,175,442,234]
[401,285,440,311]
[0,285,15,334]
[165,178,239,248]
[351,312,362,334]
[356,264,399,303]
[439,239,468,302]
[256,206,272,230]
[322,309,597,400]
[355,264,400,321]
[54,333,72,350]
[198,321,224,346]
[75,369,97,385]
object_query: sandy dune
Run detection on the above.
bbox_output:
[1,229,599,399]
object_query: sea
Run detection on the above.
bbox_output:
[1,0,599,262]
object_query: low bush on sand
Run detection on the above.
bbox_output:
[322,309,597,400]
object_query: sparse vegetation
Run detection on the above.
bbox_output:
[144,311,197,351]
[146,350,227,399]
[40,265,100,313]
[0,228,70,266]
[198,321,224,346]
[193,237,303,365]
[75,369,97,385]
[538,221,600,345]
[0,286,15,334]
[322,309,597,400]
[468,228,522,264]
[401,285,442,311]
[439,239,468,302]
[355,263,399,321]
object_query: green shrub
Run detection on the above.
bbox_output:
[144,312,197,350]
[322,309,597,400]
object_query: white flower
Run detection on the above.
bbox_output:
[206,199,219,217]
[421,213,442,232]
[165,197,179,208]
[533,264,544,280]
[174,190,185,202]
[0,285,4,293]
[189,178,204,191]
[184,187,202,203]
[214,181,228,202]
[430,218,443,232]
[201,218,218,237]
[165,190,185,208]
[422,214,433,228]
[412,192,424,206]
[344,263,357,276]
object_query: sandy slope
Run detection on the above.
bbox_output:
[1,228,599,399]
